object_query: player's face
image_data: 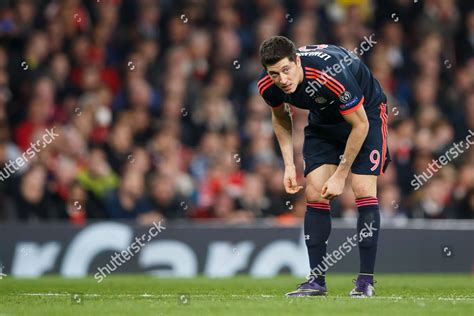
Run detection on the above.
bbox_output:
[266,56,302,94]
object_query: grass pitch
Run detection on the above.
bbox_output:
[0,274,473,315]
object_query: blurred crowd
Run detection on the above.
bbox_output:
[0,0,473,224]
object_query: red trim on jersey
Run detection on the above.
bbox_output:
[305,75,341,96]
[258,77,272,90]
[259,80,274,95]
[308,68,345,92]
[305,71,343,95]
[305,70,343,94]
[258,76,272,91]
[305,67,345,93]
[258,75,271,86]
[379,103,388,175]
[339,96,364,115]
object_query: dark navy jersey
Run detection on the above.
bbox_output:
[257,44,386,125]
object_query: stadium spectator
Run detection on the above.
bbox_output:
[76,146,119,202]
[10,163,62,221]
[148,172,188,220]
[104,168,157,222]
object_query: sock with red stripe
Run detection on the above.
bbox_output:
[305,201,331,287]
[355,197,380,280]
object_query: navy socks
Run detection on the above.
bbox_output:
[305,202,331,286]
[355,197,380,282]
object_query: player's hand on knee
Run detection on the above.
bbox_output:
[284,165,303,194]
[321,174,345,200]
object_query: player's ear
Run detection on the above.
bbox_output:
[295,55,301,66]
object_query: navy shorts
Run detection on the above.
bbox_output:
[303,103,390,177]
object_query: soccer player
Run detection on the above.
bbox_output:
[257,36,389,297]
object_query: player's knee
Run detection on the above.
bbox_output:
[351,183,374,199]
[305,184,325,203]
[351,175,377,198]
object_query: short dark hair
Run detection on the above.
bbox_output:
[259,36,297,68]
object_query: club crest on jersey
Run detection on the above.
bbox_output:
[314,96,327,104]
[339,91,352,103]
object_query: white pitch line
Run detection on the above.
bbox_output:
[15,293,474,301]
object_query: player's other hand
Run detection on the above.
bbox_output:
[321,174,345,200]
[284,165,303,194]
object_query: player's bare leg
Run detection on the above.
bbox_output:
[286,164,336,297]
[305,164,337,202]
[349,173,379,297]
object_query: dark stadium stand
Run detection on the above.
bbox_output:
[0,0,472,223]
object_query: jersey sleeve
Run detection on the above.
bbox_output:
[257,75,284,109]
[306,66,364,115]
